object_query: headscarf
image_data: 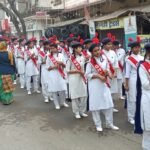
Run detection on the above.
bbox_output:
[0,41,14,65]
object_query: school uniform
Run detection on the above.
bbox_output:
[16,46,25,88]
[25,47,40,94]
[46,53,67,109]
[66,54,87,117]
[86,55,114,129]
[125,53,143,123]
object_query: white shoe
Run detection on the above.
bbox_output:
[75,114,81,119]
[28,91,31,95]
[80,113,88,117]
[13,80,17,85]
[35,90,41,94]
[20,86,24,89]
[106,125,119,130]
[128,119,135,125]
[113,108,119,113]
[55,106,60,110]
[44,98,49,103]
[63,102,69,108]
[96,127,103,132]
[120,96,125,100]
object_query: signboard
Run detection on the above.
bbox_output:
[89,20,96,39]
[96,18,124,30]
[124,16,137,50]
[65,0,87,9]
[1,19,10,32]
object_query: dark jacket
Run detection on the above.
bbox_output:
[0,52,16,75]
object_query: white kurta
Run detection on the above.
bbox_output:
[116,48,125,79]
[125,54,143,102]
[46,53,67,92]
[25,48,39,76]
[66,55,87,99]
[16,46,25,74]
[86,55,114,111]
[139,62,150,131]
[103,49,118,94]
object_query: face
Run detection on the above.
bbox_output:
[13,40,18,45]
[91,46,100,58]
[132,46,140,54]
[28,42,34,49]
[75,46,82,54]
[104,42,112,50]
[39,41,43,47]
[44,44,50,50]
[50,46,58,53]
[21,40,26,46]
[85,43,92,49]
[113,45,119,50]
[59,42,65,48]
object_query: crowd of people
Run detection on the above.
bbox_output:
[0,34,149,150]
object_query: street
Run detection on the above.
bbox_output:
[0,86,142,150]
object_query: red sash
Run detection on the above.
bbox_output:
[48,54,66,79]
[63,47,71,58]
[128,56,138,69]
[17,46,24,58]
[101,50,115,75]
[10,45,15,54]
[118,61,124,72]
[39,51,46,59]
[26,49,38,68]
[142,61,150,75]
[82,50,90,59]
[90,57,110,88]
[70,55,87,84]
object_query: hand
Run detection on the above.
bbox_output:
[99,75,106,82]
[57,61,63,65]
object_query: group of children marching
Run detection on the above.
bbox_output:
[5,34,150,149]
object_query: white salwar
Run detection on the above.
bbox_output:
[66,55,87,115]
[125,54,143,121]
[16,46,25,88]
[139,61,150,150]
[46,53,67,108]
[86,55,114,128]
[103,50,119,94]
[116,48,125,97]
[25,48,39,92]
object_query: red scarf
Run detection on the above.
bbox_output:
[142,61,150,76]
[101,50,115,75]
[70,55,87,84]
[26,49,38,68]
[128,56,138,69]
[48,54,66,79]
[90,57,110,88]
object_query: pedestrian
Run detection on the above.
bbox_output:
[66,41,88,119]
[124,39,143,125]
[46,43,69,110]
[24,40,41,95]
[101,38,119,113]
[0,41,16,105]
[135,43,150,150]
[86,43,119,132]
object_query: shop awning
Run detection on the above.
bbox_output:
[129,5,150,13]
[47,18,84,28]
[92,9,128,22]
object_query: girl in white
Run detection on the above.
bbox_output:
[66,42,88,119]
[16,39,26,89]
[38,41,50,103]
[25,40,41,95]
[135,43,150,150]
[125,41,143,125]
[101,38,119,113]
[86,44,119,132]
[46,43,69,110]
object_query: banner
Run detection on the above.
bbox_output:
[89,20,96,39]
[138,35,150,48]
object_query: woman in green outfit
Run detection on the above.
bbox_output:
[0,41,16,105]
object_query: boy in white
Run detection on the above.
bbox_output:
[25,40,41,95]
[38,40,50,102]
[86,44,119,132]
[46,43,69,110]
[112,40,126,100]
[16,39,26,88]
[101,38,119,112]
[66,42,88,119]
[125,41,143,125]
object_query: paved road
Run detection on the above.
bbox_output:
[0,86,142,150]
